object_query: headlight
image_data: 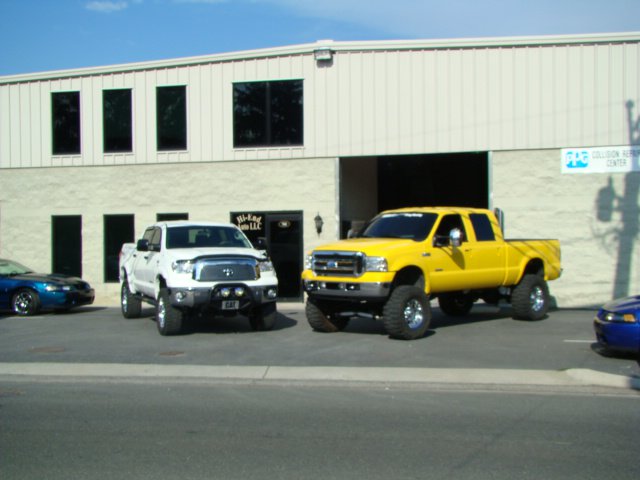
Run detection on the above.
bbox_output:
[259,260,275,273]
[365,256,388,272]
[602,311,637,323]
[45,284,72,292]
[172,260,194,274]
[304,254,314,270]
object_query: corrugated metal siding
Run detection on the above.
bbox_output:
[1,36,638,169]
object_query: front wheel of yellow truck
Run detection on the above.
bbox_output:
[306,298,350,332]
[382,285,431,340]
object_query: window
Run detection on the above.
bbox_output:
[157,213,188,221]
[142,227,162,252]
[52,215,82,277]
[157,86,187,151]
[233,80,303,147]
[166,225,252,249]
[52,91,81,155]
[104,214,135,282]
[362,212,438,242]
[469,213,496,242]
[103,89,132,153]
[434,214,467,246]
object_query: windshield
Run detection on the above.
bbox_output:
[0,259,33,276]
[166,226,253,249]
[361,212,438,242]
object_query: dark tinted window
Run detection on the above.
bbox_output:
[52,215,82,277]
[104,214,135,282]
[233,80,303,147]
[166,226,252,249]
[362,213,438,242]
[434,214,468,244]
[157,213,188,221]
[103,89,132,153]
[157,86,187,151]
[150,228,162,251]
[469,213,496,241]
[52,91,81,155]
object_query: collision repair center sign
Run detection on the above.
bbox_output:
[562,145,640,174]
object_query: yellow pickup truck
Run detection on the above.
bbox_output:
[301,207,561,340]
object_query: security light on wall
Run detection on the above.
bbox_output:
[314,213,324,235]
[313,47,333,62]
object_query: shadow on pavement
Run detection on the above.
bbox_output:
[150,310,299,336]
[591,342,640,365]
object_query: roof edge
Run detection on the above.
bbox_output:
[2,31,639,84]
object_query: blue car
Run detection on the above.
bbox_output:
[0,258,95,316]
[594,295,640,355]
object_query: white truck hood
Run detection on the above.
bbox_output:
[165,247,265,262]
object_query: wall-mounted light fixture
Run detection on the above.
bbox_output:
[314,213,324,235]
[313,47,333,62]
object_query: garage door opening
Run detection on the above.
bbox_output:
[340,152,488,237]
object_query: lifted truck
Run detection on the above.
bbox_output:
[301,207,561,340]
[119,221,278,335]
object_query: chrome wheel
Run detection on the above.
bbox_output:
[157,297,166,330]
[155,288,184,335]
[14,291,33,314]
[120,281,142,319]
[530,286,546,312]
[511,274,549,321]
[121,286,129,312]
[12,289,40,316]
[382,285,431,340]
[403,298,425,329]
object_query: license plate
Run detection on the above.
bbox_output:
[222,300,239,310]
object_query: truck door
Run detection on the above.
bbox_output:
[461,213,506,288]
[132,227,160,297]
[427,214,470,291]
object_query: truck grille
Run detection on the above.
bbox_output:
[312,251,363,277]
[194,258,259,282]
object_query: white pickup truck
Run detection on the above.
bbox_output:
[119,221,278,335]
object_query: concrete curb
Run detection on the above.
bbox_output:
[0,363,638,390]
[565,368,640,390]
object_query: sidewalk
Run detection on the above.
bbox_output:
[1,362,639,392]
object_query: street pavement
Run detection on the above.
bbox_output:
[0,300,639,392]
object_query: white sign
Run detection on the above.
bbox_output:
[562,146,640,174]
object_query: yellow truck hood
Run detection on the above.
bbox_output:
[313,238,419,256]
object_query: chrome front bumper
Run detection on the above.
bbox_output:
[302,280,391,300]
[169,283,278,309]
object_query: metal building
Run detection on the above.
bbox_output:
[1,32,639,306]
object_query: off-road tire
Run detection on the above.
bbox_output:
[12,289,41,316]
[438,292,474,317]
[306,299,349,332]
[382,285,431,340]
[249,303,278,331]
[156,288,184,335]
[120,280,142,319]
[511,274,550,321]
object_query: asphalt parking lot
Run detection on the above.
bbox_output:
[0,301,638,388]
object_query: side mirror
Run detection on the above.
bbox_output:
[136,239,150,252]
[449,228,463,248]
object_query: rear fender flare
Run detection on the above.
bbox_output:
[515,258,545,285]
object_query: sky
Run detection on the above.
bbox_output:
[0,0,638,76]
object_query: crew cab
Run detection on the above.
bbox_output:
[119,221,278,335]
[302,207,561,340]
